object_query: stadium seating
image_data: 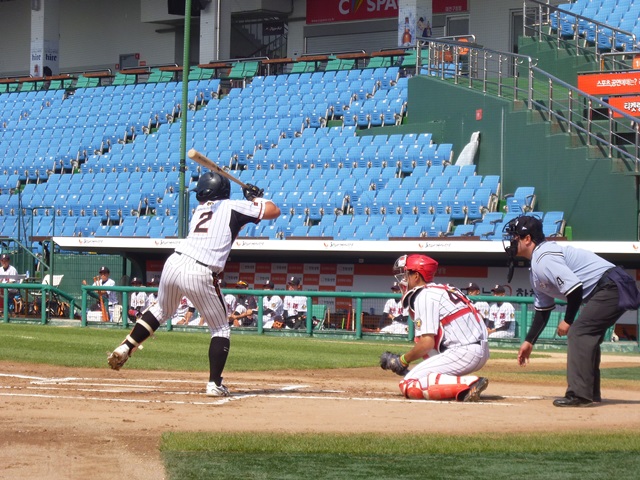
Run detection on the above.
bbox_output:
[0,54,571,242]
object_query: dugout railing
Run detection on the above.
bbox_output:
[1,283,630,349]
[74,286,625,348]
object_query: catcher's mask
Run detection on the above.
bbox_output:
[192,172,231,202]
[393,254,438,283]
[502,215,545,281]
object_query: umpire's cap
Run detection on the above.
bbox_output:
[503,215,545,244]
[192,172,231,202]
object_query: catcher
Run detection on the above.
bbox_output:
[380,254,490,402]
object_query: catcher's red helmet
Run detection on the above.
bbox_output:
[394,254,438,283]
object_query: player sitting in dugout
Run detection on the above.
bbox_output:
[229,280,257,327]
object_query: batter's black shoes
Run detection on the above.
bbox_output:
[462,377,489,402]
[553,395,593,407]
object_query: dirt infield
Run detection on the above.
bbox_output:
[2,352,640,480]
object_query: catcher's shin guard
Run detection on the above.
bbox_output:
[400,374,481,401]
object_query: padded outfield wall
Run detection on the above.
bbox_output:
[402,73,639,241]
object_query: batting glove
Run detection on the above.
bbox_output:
[243,183,264,201]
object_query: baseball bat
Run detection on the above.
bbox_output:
[187,148,249,189]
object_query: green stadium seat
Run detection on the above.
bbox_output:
[146,68,175,83]
[74,75,100,88]
[366,56,392,69]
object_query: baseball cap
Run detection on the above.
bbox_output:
[263,279,275,289]
[461,282,480,292]
[504,215,545,242]
[148,277,159,285]
[219,279,227,288]
[99,266,110,274]
[130,277,142,285]
[287,276,300,286]
[391,282,401,291]
[0,254,9,261]
[491,284,506,294]
[236,280,249,288]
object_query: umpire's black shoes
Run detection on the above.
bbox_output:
[553,395,593,407]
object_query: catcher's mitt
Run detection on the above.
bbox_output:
[380,351,409,376]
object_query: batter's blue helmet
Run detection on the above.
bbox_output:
[193,172,230,202]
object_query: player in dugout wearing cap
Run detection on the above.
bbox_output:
[82,266,118,321]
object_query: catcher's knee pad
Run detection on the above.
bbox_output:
[399,378,427,400]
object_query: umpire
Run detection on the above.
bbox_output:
[503,215,640,407]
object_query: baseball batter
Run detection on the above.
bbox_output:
[107,172,280,396]
[380,254,490,401]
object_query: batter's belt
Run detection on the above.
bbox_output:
[175,252,220,277]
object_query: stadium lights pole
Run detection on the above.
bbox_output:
[178,0,194,238]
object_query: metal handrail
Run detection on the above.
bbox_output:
[415,36,640,172]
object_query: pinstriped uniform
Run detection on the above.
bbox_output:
[405,283,489,380]
[147,198,266,339]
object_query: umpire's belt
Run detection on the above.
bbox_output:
[176,252,218,276]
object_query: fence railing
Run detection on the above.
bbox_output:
[3,284,632,346]
[416,36,640,173]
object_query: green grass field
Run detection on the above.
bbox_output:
[2,323,640,479]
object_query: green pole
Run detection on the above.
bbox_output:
[178,0,193,238]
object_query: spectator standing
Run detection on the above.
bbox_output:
[487,285,516,338]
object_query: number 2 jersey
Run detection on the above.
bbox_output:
[175,198,267,270]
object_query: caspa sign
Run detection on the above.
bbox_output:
[306,0,397,24]
[338,0,398,15]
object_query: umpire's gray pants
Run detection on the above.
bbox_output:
[566,282,624,401]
